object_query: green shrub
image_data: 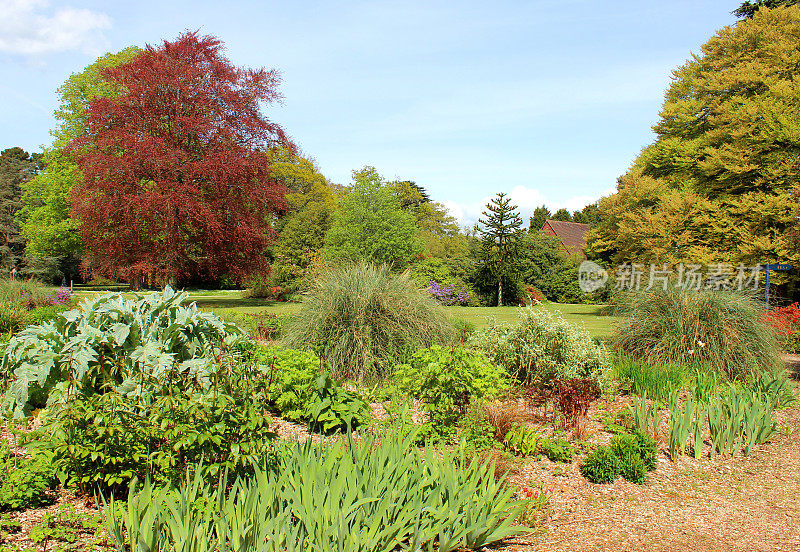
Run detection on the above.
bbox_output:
[613,287,782,380]
[612,355,686,402]
[615,447,647,484]
[469,307,609,386]
[85,276,118,287]
[47,388,279,494]
[104,433,527,552]
[1,287,241,418]
[394,345,508,428]
[580,446,620,484]
[611,432,657,472]
[284,263,456,379]
[0,447,56,510]
[459,407,496,451]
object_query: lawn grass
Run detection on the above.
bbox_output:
[72,289,619,340]
[447,303,619,340]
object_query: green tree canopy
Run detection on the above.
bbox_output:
[323,167,421,269]
[588,7,800,281]
[551,208,572,222]
[734,0,799,18]
[518,232,583,303]
[529,205,551,232]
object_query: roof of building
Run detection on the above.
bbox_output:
[541,219,591,257]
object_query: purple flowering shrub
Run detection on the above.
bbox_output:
[426,281,469,306]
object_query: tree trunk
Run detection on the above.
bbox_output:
[498,277,503,307]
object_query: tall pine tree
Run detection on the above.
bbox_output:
[0,148,42,271]
[478,193,523,306]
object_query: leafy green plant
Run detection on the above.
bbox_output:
[503,426,576,463]
[47,385,279,493]
[582,431,656,485]
[612,355,686,402]
[0,448,56,510]
[394,345,508,429]
[504,425,542,457]
[613,287,783,380]
[629,394,661,438]
[668,394,695,460]
[2,287,242,418]
[284,263,455,379]
[707,387,747,456]
[537,437,577,463]
[458,407,496,451]
[27,504,103,549]
[580,446,620,484]
[611,432,657,475]
[690,364,718,404]
[469,307,609,386]
[747,371,797,410]
[305,373,370,434]
[103,433,528,552]
[741,396,778,456]
[0,512,21,542]
[258,346,369,433]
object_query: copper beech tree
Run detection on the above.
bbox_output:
[70,32,292,286]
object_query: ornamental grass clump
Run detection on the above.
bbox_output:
[284,263,456,379]
[613,287,782,381]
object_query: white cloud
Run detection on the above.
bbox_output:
[445,185,615,228]
[0,0,111,56]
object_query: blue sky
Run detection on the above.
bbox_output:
[0,0,736,226]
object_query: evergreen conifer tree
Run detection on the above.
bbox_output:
[478,193,523,306]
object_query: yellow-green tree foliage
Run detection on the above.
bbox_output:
[269,147,336,281]
[588,6,800,272]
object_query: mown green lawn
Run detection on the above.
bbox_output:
[186,292,619,341]
[446,303,618,340]
[74,289,619,340]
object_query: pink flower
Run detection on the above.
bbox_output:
[533,489,539,499]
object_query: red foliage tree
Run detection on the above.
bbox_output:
[70,31,292,286]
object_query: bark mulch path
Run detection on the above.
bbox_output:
[499,386,800,552]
